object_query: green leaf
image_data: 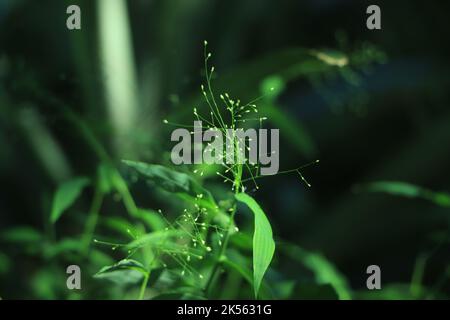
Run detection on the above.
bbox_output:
[97,163,115,194]
[125,229,184,251]
[122,161,219,213]
[0,252,11,274]
[235,193,275,298]
[2,226,43,243]
[290,283,339,300]
[50,177,90,223]
[280,243,351,300]
[122,161,199,194]
[260,75,285,98]
[136,208,167,231]
[356,181,450,208]
[263,103,317,158]
[42,237,84,259]
[94,259,147,285]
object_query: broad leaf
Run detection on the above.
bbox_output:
[235,193,275,298]
[50,177,90,223]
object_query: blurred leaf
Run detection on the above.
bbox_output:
[230,231,253,251]
[2,226,43,243]
[42,238,83,259]
[290,283,339,300]
[356,181,450,208]
[136,208,167,231]
[31,268,64,299]
[260,75,285,98]
[310,49,348,67]
[280,243,351,300]
[222,249,271,299]
[97,163,115,194]
[236,193,275,298]
[263,103,317,158]
[51,177,90,223]
[102,216,140,238]
[90,249,115,268]
[151,287,205,300]
[94,259,146,285]
[122,160,220,214]
[125,229,183,251]
[0,252,11,274]
[122,161,198,194]
[355,284,417,300]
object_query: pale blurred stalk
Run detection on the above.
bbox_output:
[97,0,139,157]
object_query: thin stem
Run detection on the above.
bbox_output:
[138,272,150,300]
[82,186,104,255]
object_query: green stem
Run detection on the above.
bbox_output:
[204,205,237,296]
[138,271,150,300]
[82,186,104,255]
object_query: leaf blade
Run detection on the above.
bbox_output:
[50,177,90,223]
[235,193,275,298]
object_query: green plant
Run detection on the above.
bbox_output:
[1,42,354,300]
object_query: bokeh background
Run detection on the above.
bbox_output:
[1,0,450,299]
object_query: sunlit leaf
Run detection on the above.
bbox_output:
[235,193,275,298]
[50,177,90,223]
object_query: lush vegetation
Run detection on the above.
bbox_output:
[1,0,450,300]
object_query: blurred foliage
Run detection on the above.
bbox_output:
[1,0,450,300]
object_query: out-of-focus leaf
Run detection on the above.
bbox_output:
[51,177,90,223]
[97,163,115,194]
[310,49,349,67]
[122,161,218,211]
[230,231,253,251]
[356,181,450,208]
[31,267,66,299]
[222,249,271,299]
[125,229,183,250]
[2,226,43,243]
[0,252,11,274]
[355,284,418,300]
[263,103,317,158]
[90,249,115,268]
[290,283,339,300]
[260,75,285,98]
[151,287,205,300]
[102,216,140,238]
[177,48,342,116]
[42,238,84,259]
[236,193,275,298]
[280,243,351,300]
[94,259,147,285]
[136,208,167,231]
